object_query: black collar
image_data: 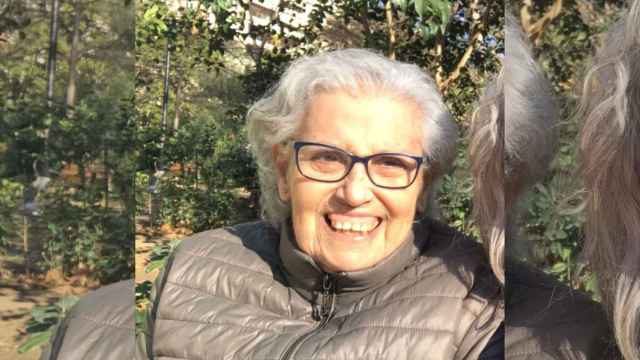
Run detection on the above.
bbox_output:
[278,219,429,304]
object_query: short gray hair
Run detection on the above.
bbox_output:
[246,48,458,225]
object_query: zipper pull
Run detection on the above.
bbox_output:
[320,273,336,319]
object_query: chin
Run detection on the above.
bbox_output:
[314,215,389,272]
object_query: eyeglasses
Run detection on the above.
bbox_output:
[293,141,427,189]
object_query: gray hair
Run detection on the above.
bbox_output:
[578,1,640,358]
[469,14,559,284]
[469,69,505,284]
[246,48,458,225]
[504,14,558,203]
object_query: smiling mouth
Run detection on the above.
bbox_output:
[324,214,382,234]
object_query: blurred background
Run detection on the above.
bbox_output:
[508,0,626,296]
[0,0,134,358]
[0,0,629,358]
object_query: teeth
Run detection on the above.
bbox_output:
[328,217,379,233]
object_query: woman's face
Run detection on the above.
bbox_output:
[273,90,426,272]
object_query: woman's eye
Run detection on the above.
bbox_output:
[377,156,408,169]
[312,151,342,162]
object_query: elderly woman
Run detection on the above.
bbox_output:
[469,14,612,359]
[41,49,503,359]
[141,49,503,359]
[578,1,640,359]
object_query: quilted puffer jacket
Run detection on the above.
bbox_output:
[505,260,615,360]
[144,218,504,360]
[40,279,136,360]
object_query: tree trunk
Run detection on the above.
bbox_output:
[384,1,396,60]
[103,143,109,210]
[161,41,171,146]
[46,0,60,106]
[23,216,29,276]
[44,0,60,158]
[173,79,181,130]
[65,0,82,116]
[79,161,86,189]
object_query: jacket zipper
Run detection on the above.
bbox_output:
[280,273,336,360]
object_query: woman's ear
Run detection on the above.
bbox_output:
[272,143,291,202]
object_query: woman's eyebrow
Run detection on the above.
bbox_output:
[297,138,420,156]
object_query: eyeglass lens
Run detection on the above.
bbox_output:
[296,143,419,188]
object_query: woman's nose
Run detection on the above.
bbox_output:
[336,163,374,207]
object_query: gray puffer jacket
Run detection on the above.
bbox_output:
[505,260,615,359]
[40,279,136,360]
[144,218,503,360]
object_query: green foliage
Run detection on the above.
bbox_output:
[144,239,179,273]
[0,179,23,250]
[18,296,79,353]
[1,0,135,283]
[158,176,239,232]
[41,191,133,283]
[414,0,452,39]
[438,146,476,236]
[135,280,153,336]
[516,1,625,294]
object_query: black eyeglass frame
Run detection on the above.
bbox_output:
[292,141,428,190]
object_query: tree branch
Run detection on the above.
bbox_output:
[438,32,482,91]
[385,0,396,60]
[437,0,480,92]
[520,0,563,43]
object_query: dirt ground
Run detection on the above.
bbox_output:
[0,267,92,360]
[135,220,189,284]
[0,215,189,360]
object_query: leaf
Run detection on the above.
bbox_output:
[435,0,451,25]
[145,258,166,273]
[30,306,58,324]
[214,0,234,11]
[535,183,550,198]
[152,19,168,33]
[143,5,159,22]
[393,0,409,12]
[56,296,79,314]
[17,330,52,354]
[135,308,149,335]
[419,23,439,40]
[585,274,599,298]
[555,228,568,240]
[550,262,567,274]
[414,0,427,17]
[30,307,47,323]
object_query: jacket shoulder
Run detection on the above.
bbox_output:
[174,220,281,266]
[415,217,496,290]
[41,279,135,360]
[506,261,614,359]
[412,218,503,360]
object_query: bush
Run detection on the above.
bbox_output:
[17,296,79,354]
[0,179,23,251]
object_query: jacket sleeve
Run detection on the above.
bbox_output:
[40,279,136,360]
[139,250,177,360]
